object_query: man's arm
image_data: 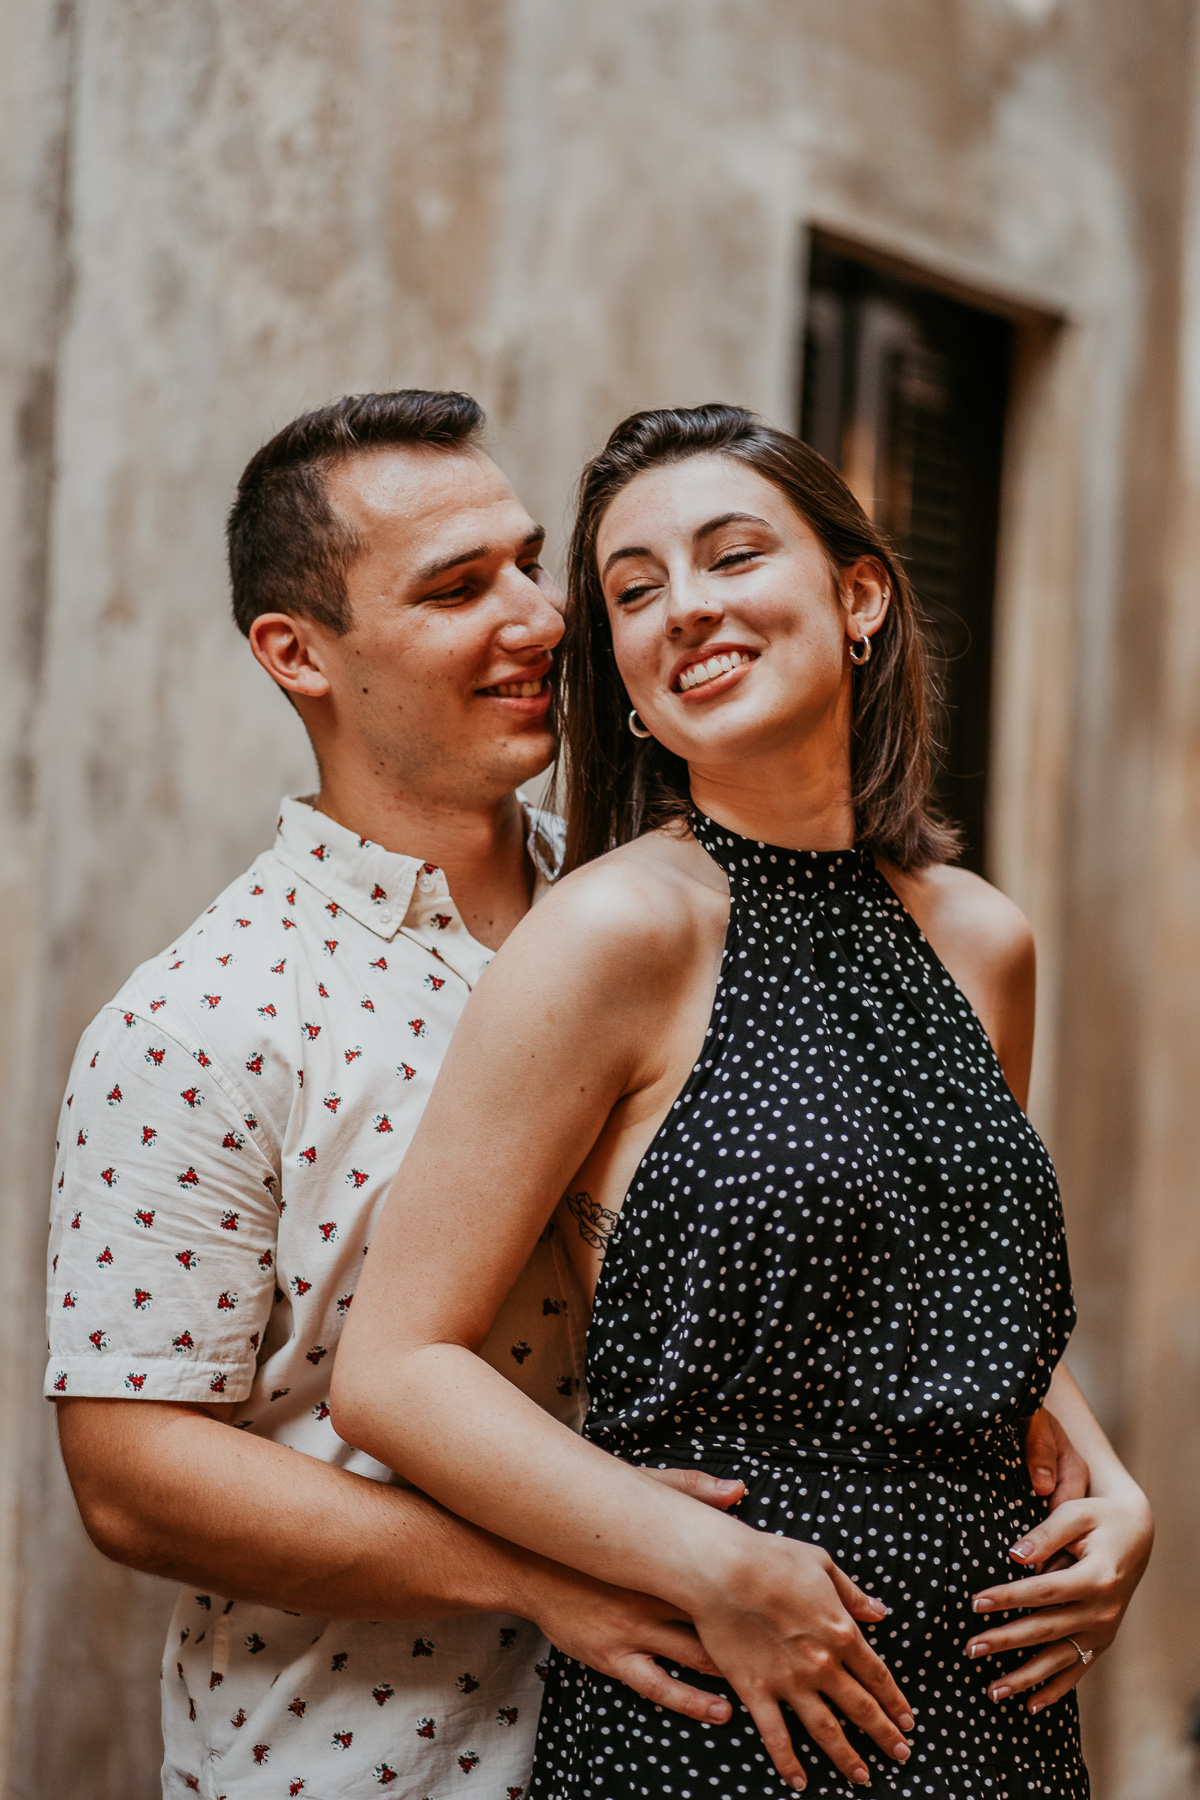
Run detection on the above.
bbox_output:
[56,1395,741,1725]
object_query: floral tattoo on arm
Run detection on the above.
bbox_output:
[565,1190,620,1252]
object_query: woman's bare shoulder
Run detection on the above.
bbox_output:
[878,857,1035,998]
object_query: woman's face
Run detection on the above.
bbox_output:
[596,453,886,772]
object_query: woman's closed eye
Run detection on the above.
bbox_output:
[711,548,762,573]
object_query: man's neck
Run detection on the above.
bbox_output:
[311,772,537,952]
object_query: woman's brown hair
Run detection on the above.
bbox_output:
[553,403,960,874]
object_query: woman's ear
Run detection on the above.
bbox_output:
[840,556,892,647]
[248,612,333,701]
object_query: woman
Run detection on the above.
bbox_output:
[333,406,1152,1796]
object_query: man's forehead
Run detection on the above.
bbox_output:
[328,445,532,556]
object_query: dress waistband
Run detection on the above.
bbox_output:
[598,1421,1024,1475]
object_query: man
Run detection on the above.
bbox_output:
[47,391,744,1800]
[48,389,1077,1798]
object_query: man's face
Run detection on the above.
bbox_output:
[311,445,564,805]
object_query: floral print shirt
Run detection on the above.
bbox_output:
[45,795,585,1800]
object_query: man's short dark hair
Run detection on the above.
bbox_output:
[227,390,485,637]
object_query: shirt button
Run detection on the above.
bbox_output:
[418,872,436,893]
[378,909,394,926]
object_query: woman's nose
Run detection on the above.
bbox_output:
[664,569,722,636]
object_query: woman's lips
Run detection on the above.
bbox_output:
[675,650,758,698]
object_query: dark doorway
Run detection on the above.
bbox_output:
[799,238,1014,871]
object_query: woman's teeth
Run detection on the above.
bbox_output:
[487,678,545,698]
[678,650,753,692]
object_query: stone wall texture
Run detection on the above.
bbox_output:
[1,2,1197,1794]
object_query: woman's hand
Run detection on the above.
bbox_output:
[688,1534,914,1791]
[965,1488,1154,1712]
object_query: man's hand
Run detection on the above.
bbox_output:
[1023,1407,1089,1507]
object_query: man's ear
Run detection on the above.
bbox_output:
[248,613,333,701]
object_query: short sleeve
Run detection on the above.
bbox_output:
[45,1007,282,1402]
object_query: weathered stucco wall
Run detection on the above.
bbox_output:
[1,2,1197,1794]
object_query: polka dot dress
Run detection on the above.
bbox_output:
[530,815,1088,1799]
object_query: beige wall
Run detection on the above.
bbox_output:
[1,2,1197,1793]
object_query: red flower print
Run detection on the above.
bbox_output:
[361,997,376,1012]
[499,1627,517,1648]
[318,983,329,998]
[282,917,297,930]
[245,1633,266,1655]
[169,959,184,971]
[217,1291,238,1311]
[323,1094,341,1113]
[535,1659,550,1680]
[326,901,340,917]
[125,1372,146,1391]
[135,1209,155,1229]
[70,1210,81,1229]
[369,956,387,971]
[344,1046,362,1063]
[100,1167,117,1187]
[415,1718,436,1740]
[291,1276,312,1297]
[306,1345,327,1364]
[497,1706,519,1725]
[209,1373,227,1394]
[371,884,387,903]
[97,1246,114,1267]
[289,1783,305,1796]
[509,1789,526,1799]
[244,1111,259,1130]
[457,1672,480,1694]
[222,1131,245,1152]
[76,1129,87,1146]
[177,1167,199,1187]
[311,844,328,861]
[287,1697,306,1719]
[425,975,445,992]
[286,887,296,905]
[303,1022,321,1040]
[543,1298,562,1315]
[209,1671,223,1689]
[107,1084,122,1105]
[374,1766,397,1786]
[133,1289,151,1310]
[422,862,438,876]
[217,954,232,967]
[257,1250,273,1271]
[331,1731,353,1751]
[336,1293,353,1315]
[331,1651,349,1672]
[372,1682,394,1706]
[172,1332,193,1353]
[231,1708,247,1728]
[252,1744,269,1766]
[89,1330,109,1351]
[141,1126,157,1147]
[122,1012,135,1027]
[176,1249,198,1271]
[150,997,166,1013]
[184,1777,200,1792]
[246,1052,264,1074]
[324,940,338,956]
[312,1400,330,1421]
[235,917,251,928]
[271,958,286,974]
[510,1341,532,1365]
[432,913,452,930]
[181,1087,202,1107]
[408,1019,426,1037]
[458,1753,480,1773]
[196,1595,212,1608]
[52,1372,67,1392]
[347,1169,369,1189]
[258,1003,276,1018]
[220,1211,240,1232]
[318,1221,338,1242]
[298,1146,317,1166]
[146,1046,165,1066]
[270,1387,290,1402]
[399,1063,416,1081]
[412,1636,434,1657]
[374,1114,393,1133]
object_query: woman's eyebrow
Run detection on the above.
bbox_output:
[601,513,771,582]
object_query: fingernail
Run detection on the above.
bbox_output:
[868,1596,889,1615]
[851,1769,871,1786]
[789,1778,806,1793]
[1011,1540,1034,1560]
[967,1642,989,1658]
[990,1685,1011,1702]
[898,1713,914,1731]
[972,1597,994,1613]
[1028,1700,1041,1714]
[707,1702,728,1721]
[718,1478,742,1491]
[894,1743,911,1762]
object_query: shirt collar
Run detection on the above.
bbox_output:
[271,794,563,950]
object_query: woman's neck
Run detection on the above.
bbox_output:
[687,741,856,852]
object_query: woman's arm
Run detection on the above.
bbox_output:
[333,860,914,1793]
[966,1362,1154,1711]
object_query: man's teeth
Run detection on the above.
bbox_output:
[679,650,753,691]
[488,678,544,698]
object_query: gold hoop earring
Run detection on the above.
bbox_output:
[848,635,872,667]
[628,709,653,739]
